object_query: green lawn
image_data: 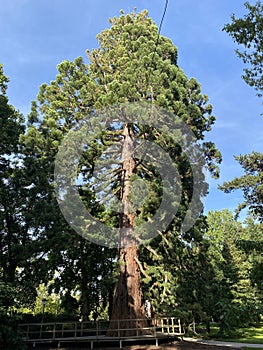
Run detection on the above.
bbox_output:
[211,322,263,344]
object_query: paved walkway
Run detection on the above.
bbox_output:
[184,337,263,348]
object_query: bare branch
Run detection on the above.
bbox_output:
[133,256,151,279]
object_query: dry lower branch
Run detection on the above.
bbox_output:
[133,256,151,279]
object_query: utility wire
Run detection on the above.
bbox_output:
[146,0,169,94]
[159,0,169,35]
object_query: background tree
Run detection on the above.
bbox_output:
[241,217,263,311]
[0,63,28,350]
[205,210,262,334]
[22,58,117,322]
[219,152,263,221]
[224,1,263,96]
[48,237,115,320]
[0,64,35,308]
[222,1,263,306]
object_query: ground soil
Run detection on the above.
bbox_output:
[27,339,241,350]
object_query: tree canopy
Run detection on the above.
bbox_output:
[23,10,221,331]
[224,1,263,96]
[219,152,263,222]
[222,3,263,222]
[1,7,262,343]
[205,210,262,334]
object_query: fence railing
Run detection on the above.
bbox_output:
[18,317,184,347]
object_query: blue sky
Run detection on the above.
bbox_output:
[1,0,262,219]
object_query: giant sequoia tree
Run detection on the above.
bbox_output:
[25,10,221,333]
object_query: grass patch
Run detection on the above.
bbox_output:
[211,322,263,344]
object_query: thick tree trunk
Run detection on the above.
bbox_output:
[108,125,148,336]
[108,246,148,336]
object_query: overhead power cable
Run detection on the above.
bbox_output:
[147,0,169,94]
[159,0,169,35]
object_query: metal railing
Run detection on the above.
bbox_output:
[18,317,184,348]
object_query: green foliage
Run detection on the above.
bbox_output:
[33,283,62,315]
[0,65,41,310]
[0,314,26,350]
[2,10,261,337]
[0,64,9,94]
[219,152,263,222]
[205,210,262,335]
[140,218,215,327]
[209,321,263,343]
[20,9,221,321]
[1,9,262,337]
[224,1,263,96]
[47,237,115,320]
[222,6,263,330]
[0,280,15,314]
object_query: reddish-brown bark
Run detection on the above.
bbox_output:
[108,125,148,336]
